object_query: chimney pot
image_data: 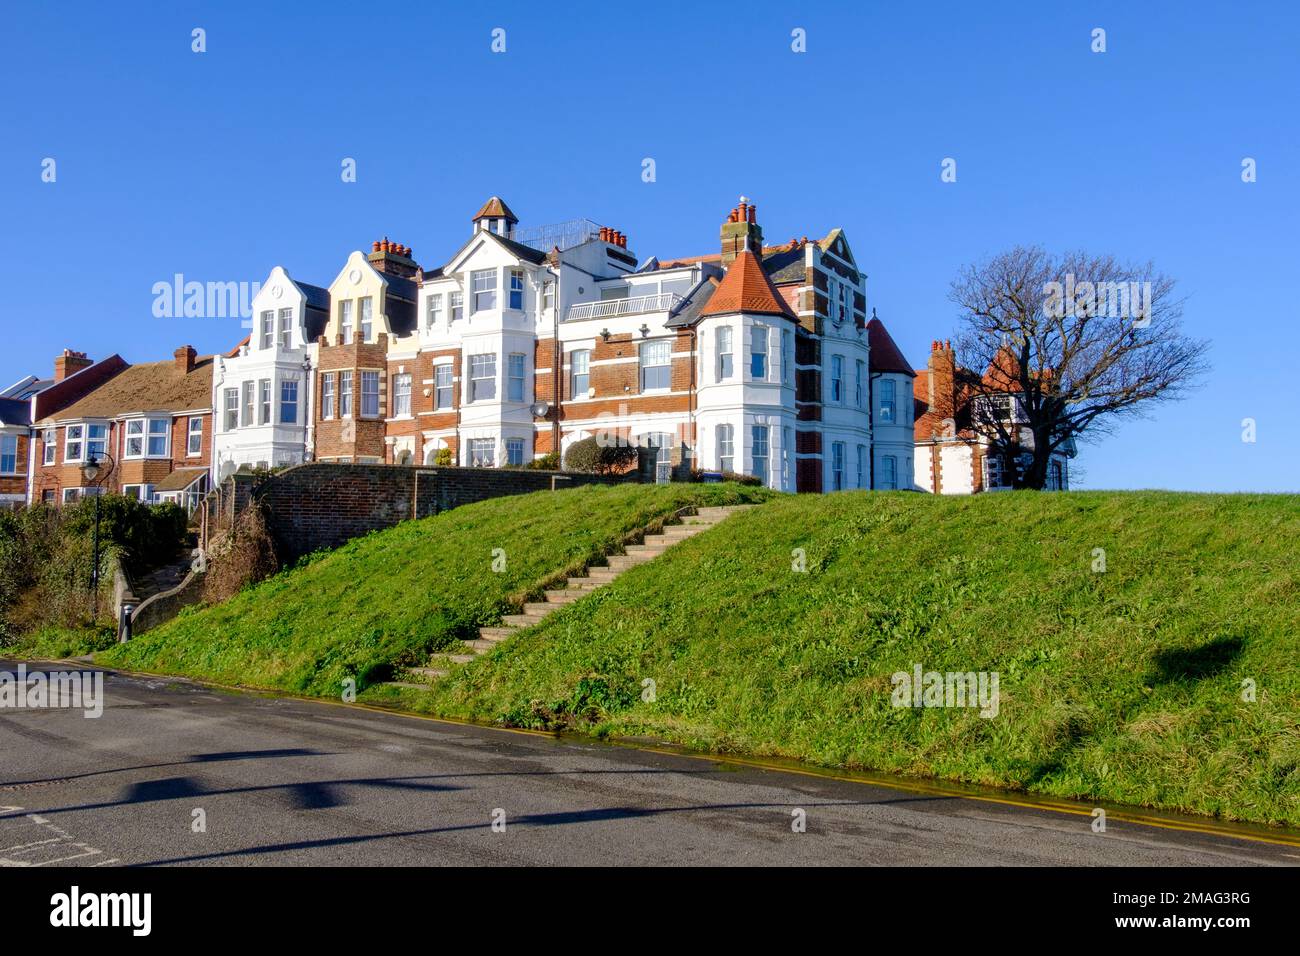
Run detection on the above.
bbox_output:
[748,203,757,224]
[372,240,381,252]
[382,239,392,253]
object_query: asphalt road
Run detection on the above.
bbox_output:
[1,660,1295,867]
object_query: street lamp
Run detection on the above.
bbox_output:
[81,452,112,621]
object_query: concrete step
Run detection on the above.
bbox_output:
[478,626,516,640]
[466,639,500,653]
[543,589,582,604]
[426,654,476,666]
[502,613,548,627]
[522,601,559,616]
[566,576,607,589]
[624,543,670,555]
[606,554,651,568]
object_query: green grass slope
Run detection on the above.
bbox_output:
[407,491,1300,826]
[100,482,770,695]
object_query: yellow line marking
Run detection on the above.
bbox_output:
[46,658,1300,850]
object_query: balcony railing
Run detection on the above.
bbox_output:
[565,293,684,322]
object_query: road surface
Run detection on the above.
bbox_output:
[1,661,1294,866]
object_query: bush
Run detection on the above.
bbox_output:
[525,451,561,471]
[60,495,188,576]
[433,448,453,467]
[686,469,763,486]
[564,437,638,475]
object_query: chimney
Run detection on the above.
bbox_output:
[367,237,420,279]
[54,349,93,382]
[174,345,197,373]
[927,340,956,424]
[720,196,764,267]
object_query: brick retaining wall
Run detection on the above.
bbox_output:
[240,463,625,562]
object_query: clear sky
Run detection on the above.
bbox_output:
[2,1,1296,491]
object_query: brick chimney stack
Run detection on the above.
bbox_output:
[366,236,420,279]
[927,340,956,422]
[54,349,93,382]
[720,196,764,267]
[174,345,197,373]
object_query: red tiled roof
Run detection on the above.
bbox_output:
[699,250,797,319]
[867,317,915,376]
[471,196,518,222]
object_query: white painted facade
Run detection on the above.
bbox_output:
[211,267,319,479]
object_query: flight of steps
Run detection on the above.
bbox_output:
[388,504,752,688]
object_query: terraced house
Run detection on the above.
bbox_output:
[31,346,214,508]
[294,196,916,491]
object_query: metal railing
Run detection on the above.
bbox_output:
[565,293,685,322]
[515,218,603,253]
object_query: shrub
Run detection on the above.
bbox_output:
[433,448,453,467]
[564,437,638,475]
[526,451,561,471]
[686,468,762,486]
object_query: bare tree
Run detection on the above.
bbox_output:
[949,246,1210,490]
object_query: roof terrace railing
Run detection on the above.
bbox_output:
[565,293,685,322]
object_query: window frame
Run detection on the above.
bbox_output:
[259,378,272,426]
[320,373,335,420]
[391,373,412,418]
[260,310,274,350]
[434,364,453,410]
[426,293,443,328]
[717,424,734,473]
[450,291,464,322]
[339,371,354,418]
[339,299,354,342]
[468,354,497,403]
[223,388,239,431]
[471,270,497,313]
[43,428,56,466]
[360,370,380,418]
[717,325,733,381]
[359,296,373,341]
[187,416,204,456]
[570,349,590,398]
[467,437,496,467]
[879,379,896,423]
[831,355,844,404]
[0,434,18,475]
[508,270,525,311]
[831,441,846,491]
[750,325,768,380]
[751,424,769,485]
[278,307,293,348]
[507,353,526,403]
[146,418,170,457]
[639,339,672,392]
[505,437,524,466]
[279,380,299,425]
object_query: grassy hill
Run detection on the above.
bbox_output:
[100,482,770,695]
[379,490,1300,827]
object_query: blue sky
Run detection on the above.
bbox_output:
[2,1,1296,490]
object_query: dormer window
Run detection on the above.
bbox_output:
[340,300,354,341]
[278,308,293,348]
[260,310,274,349]
[359,297,373,340]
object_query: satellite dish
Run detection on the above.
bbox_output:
[531,401,551,418]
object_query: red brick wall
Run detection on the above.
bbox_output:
[315,335,390,461]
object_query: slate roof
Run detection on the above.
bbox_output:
[867,317,916,376]
[665,277,720,328]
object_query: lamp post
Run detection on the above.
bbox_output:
[80,452,112,621]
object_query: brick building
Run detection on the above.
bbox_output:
[32,346,215,508]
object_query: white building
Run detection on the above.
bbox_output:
[211,266,328,478]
